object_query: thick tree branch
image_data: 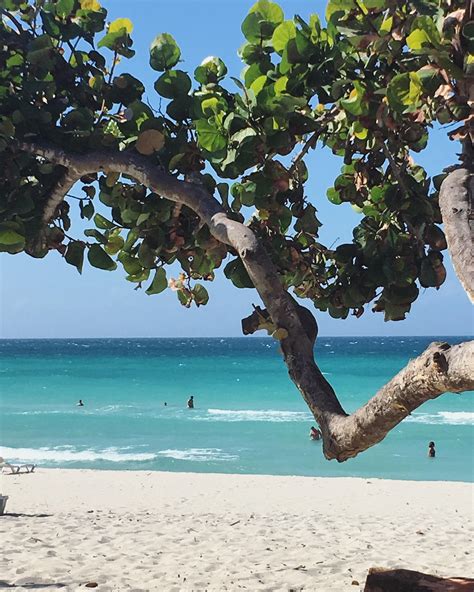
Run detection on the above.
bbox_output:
[323,341,474,461]
[18,140,346,422]
[439,167,474,303]
[17,141,474,462]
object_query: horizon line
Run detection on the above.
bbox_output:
[0,335,472,340]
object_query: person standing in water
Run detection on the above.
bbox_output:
[187,396,194,409]
[428,441,436,458]
[309,426,321,441]
[77,399,84,407]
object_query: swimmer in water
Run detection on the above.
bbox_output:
[309,426,321,441]
[77,399,84,407]
[428,441,436,458]
[187,396,194,409]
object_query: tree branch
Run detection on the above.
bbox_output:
[323,341,474,461]
[439,167,474,303]
[17,141,474,462]
[0,8,24,34]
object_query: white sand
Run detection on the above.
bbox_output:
[0,469,472,591]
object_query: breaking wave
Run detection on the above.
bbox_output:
[406,411,474,426]
[200,409,313,422]
[0,446,155,463]
[156,448,238,462]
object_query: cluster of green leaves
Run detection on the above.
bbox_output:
[0,0,471,319]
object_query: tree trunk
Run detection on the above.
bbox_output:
[364,568,474,591]
[439,167,474,303]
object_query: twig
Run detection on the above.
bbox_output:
[382,142,411,196]
[0,8,23,34]
[290,131,319,174]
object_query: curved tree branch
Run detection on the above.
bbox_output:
[439,167,474,303]
[322,341,474,461]
[17,141,474,462]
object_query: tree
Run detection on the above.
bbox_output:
[0,0,472,461]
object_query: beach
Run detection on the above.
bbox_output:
[1,469,472,591]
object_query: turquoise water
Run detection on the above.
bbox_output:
[0,337,472,482]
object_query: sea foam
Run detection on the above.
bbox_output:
[156,448,238,462]
[406,411,474,426]
[0,446,155,463]
[202,409,313,422]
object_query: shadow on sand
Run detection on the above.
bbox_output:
[0,582,67,589]
[2,513,53,518]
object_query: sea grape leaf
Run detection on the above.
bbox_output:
[88,244,117,271]
[150,33,181,71]
[146,268,167,295]
[65,241,85,274]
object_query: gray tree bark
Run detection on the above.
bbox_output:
[439,167,474,303]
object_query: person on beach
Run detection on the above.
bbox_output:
[77,399,84,407]
[310,426,321,441]
[428,441,436,458]
[187,396,194,409]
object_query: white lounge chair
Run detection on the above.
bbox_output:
[0,457,35,474]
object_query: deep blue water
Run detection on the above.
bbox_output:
[0,337,472,481]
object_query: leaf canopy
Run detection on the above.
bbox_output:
[0,0,470,319]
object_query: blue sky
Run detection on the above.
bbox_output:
[0,0,472,338]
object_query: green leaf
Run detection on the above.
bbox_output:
[80,0,101,9]
[249,0,284,24]
[224,258,254,288]
[80,201,95,220]
[230,128,258,145]
[327,187,342,205]
[56,0,74,18]
[0,117,15,138]
[154,70,191,99]
[192,283,209,306]
[406,16,441,50]
[150,33,181,71]
[196,120,227,153]
[201,96,227,116]
[340,82,367,116]
[109,18,133,35]
[383,302,410,322]
[194,56,227,84]
[94,214,115,230]
[250,75,268,95]
[118,252,142,275]
[326,0,356,21]
[274,76,288,94]
[387,72,423,111]
[87,244,117,271]
[272,20,296,54]
[84,229,107,244]
[146,267,167,295]
[242,0,284,43]
[0,228,25,247]
[27,35,53,66]
[65,241,85,274]
[294,204,320,235]
[105,235,124,255]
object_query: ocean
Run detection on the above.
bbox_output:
[0,337,472,482]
